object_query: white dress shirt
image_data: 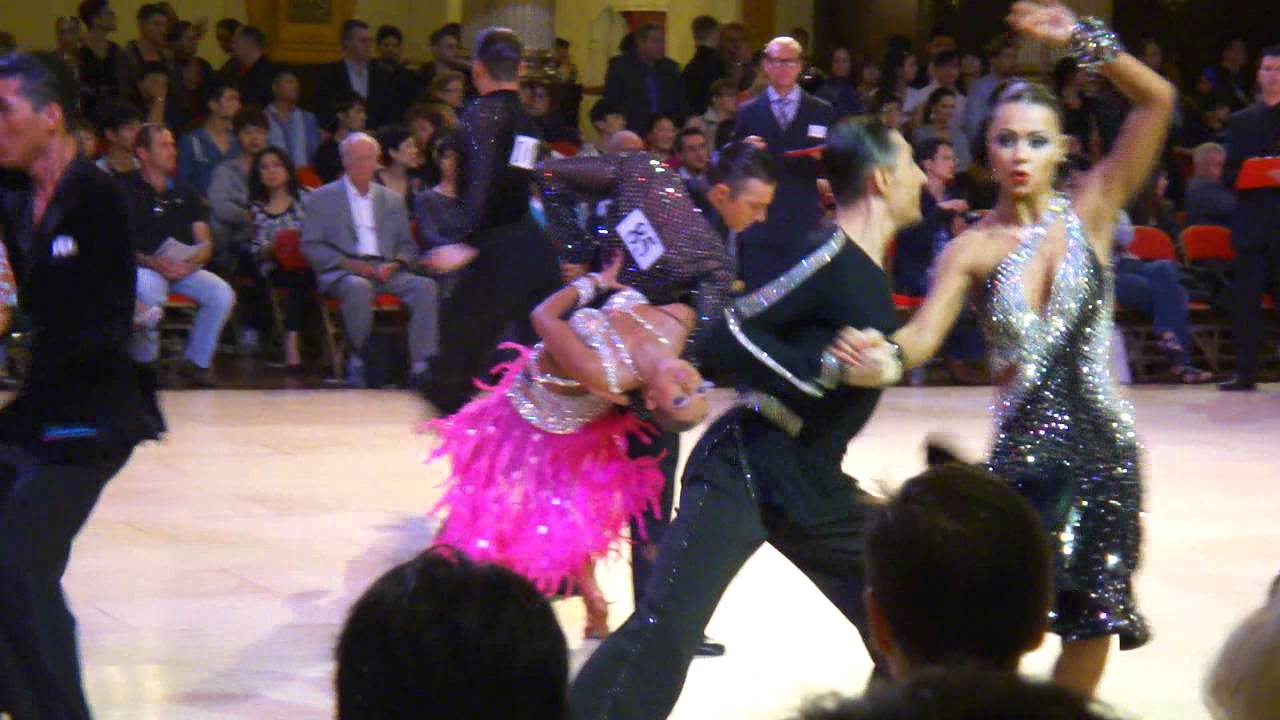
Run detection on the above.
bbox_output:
[344,176,380,258]
[344,58,369,99]
[766,85,802,130]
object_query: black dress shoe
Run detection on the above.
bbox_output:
[694,636,725,658]
[1219,377,1257,392]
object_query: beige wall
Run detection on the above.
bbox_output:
[4,0,454,65]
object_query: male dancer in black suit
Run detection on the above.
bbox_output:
[571,118,926,720]
[537,142,777,656]
[1219,44,1280,392]
[422,27,561,414]
[0,52,162,720]
[732,36,835,289]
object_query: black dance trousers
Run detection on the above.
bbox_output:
[0,445,132,720]
[571,413,878,720]
[428,216,560,412]
[1230,244,1280,381]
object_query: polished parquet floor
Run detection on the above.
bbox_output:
[60,384,1280,719]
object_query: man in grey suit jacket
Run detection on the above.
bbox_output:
[302,132,438,387]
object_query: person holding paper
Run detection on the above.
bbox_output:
[1219,45,1280,392]
[731,35,835,290]
[421,27,560,414]
[126,123,236,388]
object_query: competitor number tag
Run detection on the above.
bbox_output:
[808,124,828,139]
[616,208,666,270]
[509,135,539,170]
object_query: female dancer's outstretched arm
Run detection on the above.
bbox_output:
[1009,1,1175,262]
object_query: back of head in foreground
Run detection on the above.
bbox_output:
[336,547,569,720]
[865,463,1053,678]
[791,666,1120,720]
[1205,575,1280,720]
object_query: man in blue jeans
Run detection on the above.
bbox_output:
[126,123,236,387]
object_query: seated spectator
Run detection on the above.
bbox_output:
[313,93,366,184]
[905,50,965,127]
[375,23,418,122]
[874,94,909,141]
[577,98,626,158]
[896,138,983,383]
[608,130,645,154]
[877,47,918,119]
[816,46,865,120]
[524,79,580,147]
[429,70,466,112]
[675,127,710,195]
[1054,57,1103,161]
[701,78,738,149]
[209,106,270,275]
[95,98,143,176]
[419,23,472,92]
[645,113,678,161]
[1185,142,1237,227]
[127,123,236,387]
[413,132,465,296]
[1128,167,1180,241]
[266,69,320,174]
[135,60,186,130]
[73,117,100,159]
[248,146,313,371]
[301,133,439,388]
[214,17,240,78]
[178,81,241,195]
[405,102,457,187]
[789,668,1118,720]
[552,37,578,84]
[170,20,213,124]
[681,15,724,116]
[912,87,970,172]
[336,547,569,720]
[1054,149,1216,386]
[77,0,123,123]
[230,25,275,113]
[864,464,1052,682]
[373,124,424,209]
[1205,574,1280,720]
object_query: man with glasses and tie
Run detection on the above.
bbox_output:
[731,36,834,290]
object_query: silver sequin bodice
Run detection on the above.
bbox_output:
[978,195,1149,647]
[506,288,650,435]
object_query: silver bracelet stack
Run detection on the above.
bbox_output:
[1068,17,1123,70]
[571,274,599,308]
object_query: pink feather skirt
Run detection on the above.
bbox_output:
[423,344,666,593]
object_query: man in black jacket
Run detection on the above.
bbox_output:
[229,24,275,110]
[313,20,396,132]
[421,27,560,414]
[603,24,688,134]
[681,15,726,117]
[571,118,926,720]
[0,52,162,720]
[732,36,835,289]
[1220,45,1280,392]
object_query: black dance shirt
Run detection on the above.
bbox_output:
[456,89,542,235]
[123,173,210,255]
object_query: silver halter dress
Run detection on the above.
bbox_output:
[979,194,1150,649]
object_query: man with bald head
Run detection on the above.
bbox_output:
[301,132,439,387]
[730,36,835,289]
[608,130,645,153]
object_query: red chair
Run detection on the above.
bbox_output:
[271,228,309,271]
[548,140,580,157]
[1181,225,1235,262]
[317,291,407,383]
[296,165,323,189]
[1128,226,1177,262]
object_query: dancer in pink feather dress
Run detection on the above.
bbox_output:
[426,254,712,637]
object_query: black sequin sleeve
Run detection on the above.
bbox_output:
[535,155,621,265]
[456,91,538,243]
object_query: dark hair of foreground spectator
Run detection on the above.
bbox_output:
[336,547,569,720]
[791,667,1120,720]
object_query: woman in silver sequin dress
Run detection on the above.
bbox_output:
[833,2,1175,695]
